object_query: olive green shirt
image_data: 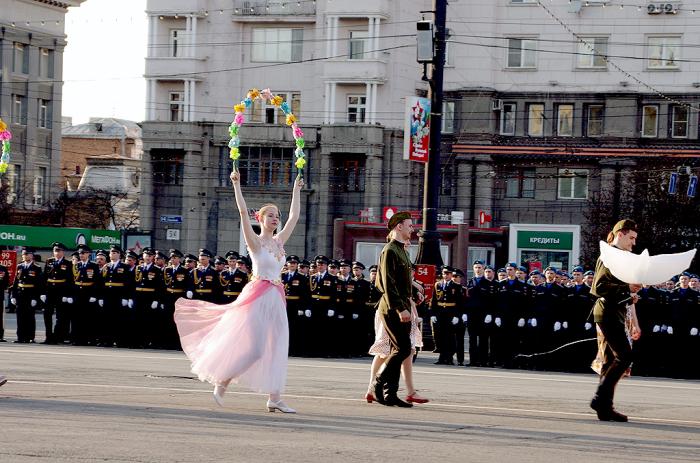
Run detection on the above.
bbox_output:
[590,255,631,324]
[376,239,412,316]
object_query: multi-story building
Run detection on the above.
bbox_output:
[142,0,700,271]
[0,0,85,209]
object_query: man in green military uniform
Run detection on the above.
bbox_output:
[371,211,414,408]
[590,219,642,422]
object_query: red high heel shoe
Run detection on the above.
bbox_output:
[364,392,375,403]
[405,392,429,404]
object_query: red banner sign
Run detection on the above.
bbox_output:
[0,250,18,285]
[414,264,436,302]
[404,96,431,163]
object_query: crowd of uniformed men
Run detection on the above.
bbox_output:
[2,243,699,379]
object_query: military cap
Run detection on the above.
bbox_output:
[109,245,123,254]
[369,264,378,272]
[387,210,413,231]
[612,219,637,235]
[214,256,226,265]
[126,250,139,260]
[71,251,80,258]
[21,247,35,254]
[51,242,67,251]
[497,268,506,273]
[352,261,365,270]
[583,270,594,276]
[544,266,556,273]
[572,266,584,273]
[96,249,109,258]
[185,253,197,262]
[77,244,91,253]
[441,265,454,273]
[454,268,465,277]
[473,259,485,266]
[199,248,214,258]
[225,250,239,260]
[484,265,494,271]
[286,255,300,263]
[328,260,339,268]
[529,269,541,276]
[300,259,310,267]
[506,262,518,269]
[169,249,183,258]
[155,251,167,261]
[517,266,527,272]
[681,271,693,278]
[142,247,155,256]
[339,259,352,267]
[315,255,329,264]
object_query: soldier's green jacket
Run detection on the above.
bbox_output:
[591,255,631,324]
[376,239,412,316]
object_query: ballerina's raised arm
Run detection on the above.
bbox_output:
[275,175,304,245]
[230,170,261,253]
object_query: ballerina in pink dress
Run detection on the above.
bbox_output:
[175,170,303,413]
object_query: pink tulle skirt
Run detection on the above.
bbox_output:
[174,280,289,394]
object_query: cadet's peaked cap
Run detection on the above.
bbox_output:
[52,242,67,251]
[612,219,637,235]
[544,266,556,273]
[142,247,155,256]
[506,262,518,269]
[454,268,465,277]
[572,266,584,273]
[583,270,594,276]
[110,245,123,254]
[126,250,139,260]
[369,264,378,272]
[441,265,454,273]
[497,268,506,273]
[225,251,239,260]
[286,255,300,263]
[328,260,339,268]
[387,210,412,231]
[199,248,214,258]
[300,259,310,267]
[339,259,352,267]
[315,255,329,264]
[155,251,168,260]
[681,271,693,278]
[169,249,183,258]
[214,256,226,265]
[95,249,109,258]
[517,266,527,272]
[22,246,35,254]
[473,259,485,266]
[529,269,541,276]
[484,265,494,271]
[185,253,197,261]
[70,251,80,258]
[77,244,91,253]
[352,261,365,270]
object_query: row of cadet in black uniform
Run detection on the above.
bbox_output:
[428,261,700,379]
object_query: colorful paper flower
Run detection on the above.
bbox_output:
[229,147,240,160]
[285,114,296,126]
[280,102,290,114]
[244,97,253,108]
[228,138,240,148]
[0,120,6,132]
[271,95,284,107]
[292,125,304,139]
[234,103,246,114]
[0,131,10,141]
[261,88,273,100]
[234,113,245,125]
[0,163,7,174]
[295,138,305,149]
[295,157,306,169]
[248,88,261,100]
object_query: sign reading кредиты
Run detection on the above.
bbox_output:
[516,231,573,250]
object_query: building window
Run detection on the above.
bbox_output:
[507,38,536,68]
[38,100,51,128]
[33,167,47,206]
[343,159,365,192]
[251,92,301,124]
[557,104,574,137]
[349,31,369,59]
[641,105,658,138]
[6,165,21,204]
[169,92,184,122]
[13,42,29,74]
[500,103,516,135]
[527,103,544,137]
[585,105,604,137]
[347,95,367,123]
[505,168,535,199]
[169,29,186,57]
[648,36,680,69]
[510,0,537,3]
[39,48,54,78]
[252,28,303,62]
[671,105,689,138]
[558,168,588,200]
[152,151,184,185]
[236,146,295,188]
[577,37,608,69]
[12,95,27,125]
[442,101,455,133]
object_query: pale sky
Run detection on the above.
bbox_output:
[63,0,147,125]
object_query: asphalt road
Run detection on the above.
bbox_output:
[1,316,700,462]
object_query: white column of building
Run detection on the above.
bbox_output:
[370,83,378,124]
[190,15,197,58]
[326,16,333,57]
[189,80,196,121]
[185,15,192,58]
[146,78,153,120]
[329,82,337,124]
[324,82,330,123]
[368,17,375,58]
[373,17,380,58]
[183,79,190,122]
[365,82,371,124]
[147,15,155,57]
[332,17,339,56]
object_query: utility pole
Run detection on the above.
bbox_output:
[415,0,447,268]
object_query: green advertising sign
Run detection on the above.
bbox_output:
[517,230,573,250]
[0,225,121,249]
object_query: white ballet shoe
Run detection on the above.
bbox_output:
[266,399,296,413]
[213,385,226,407]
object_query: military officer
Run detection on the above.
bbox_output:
[41,242,74,344]
[213,256,226,274]
[125,250,139,271]
[162,249,189,349]
[235,255,251,276]
[567,266,596,370]
[283,255,311,356]
[184,254,197,272]
[190,249,220,303]
[95,250,108,270]
[98,245,131,347]
[310,255,337,356]
[466,260,487,367]
[430,266,461,365]
[451,269,469,366]
[72,244,102,345]
[529,267,567,370]
[133,247,165,348]
[220,251,248,304]
[155,251,168,269]
[11,248,43,343]
[496,262,528,368]
[298,259,310,277]
[350,261,371,356]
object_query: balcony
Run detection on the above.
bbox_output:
[325,0,391,18]
[148,0,207,13]
[322,59,387,82]
[232,0,316,22]
[146,57,205,79]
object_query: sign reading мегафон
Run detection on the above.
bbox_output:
[0,225,120,248]
[516,231,573,250]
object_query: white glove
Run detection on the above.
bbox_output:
[661,324,668,333]
[67,297,74,304]
[653,325,660,333]
[305,309,312,318]
[40,295,47,303]
[89,297,97,303]
[121,299,128,307]
[530,318,538,328]
[667,326,673,335]
[186,291,193,299]
[98,299,104,307]
[517,318,526,328]
[352,313,359,320]
[151,301,159,309]
[691,327,699,336]
[31,300,37,307]
[338,314,345,319]
[160,303,165,309]
[554,321,561,332]
[297,310,304,316]
[495,317,502,327]
[431,316,438,324]
[128,299,134,308]
[585,322,593,331]
[327,309,334,317]
[562,321,568,329]
[451,316,459,325]
[62,297,68,303]
[10,298,16,305]
[484,314,492,324]
[462,314,468,323]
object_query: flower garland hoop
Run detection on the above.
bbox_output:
[228,88,306,178]
[0,118,11,174]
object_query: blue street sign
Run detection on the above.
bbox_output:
[668,172,679,195]
[688,175,698,198]
[160,215,183,223]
